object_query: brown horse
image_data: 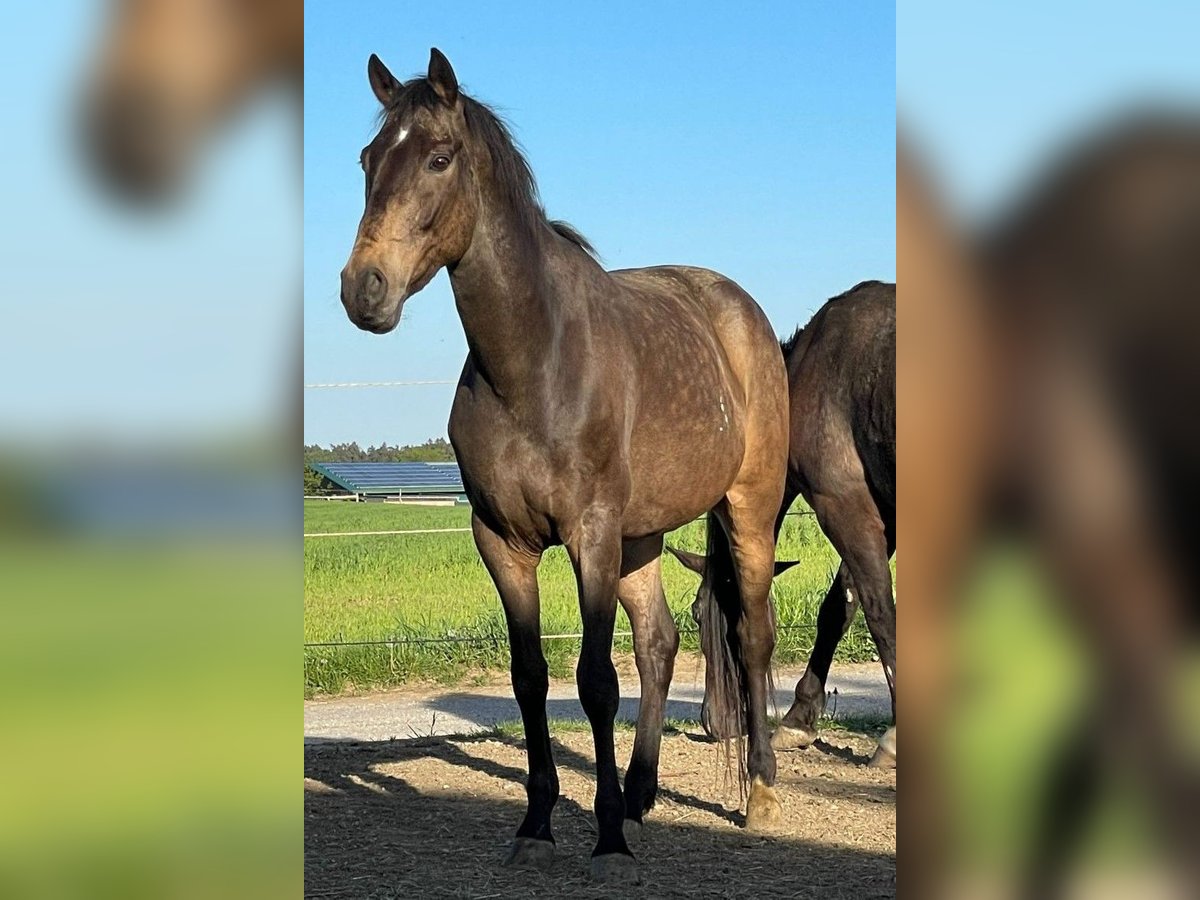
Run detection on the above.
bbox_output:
[979,117,1200,895]
[671,281,897,766]
[899,119,1200,894]
[81,0,302,201]
[772,282,896,764]
[339,49,789,884]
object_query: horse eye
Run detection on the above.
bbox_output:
[430,154,452,172]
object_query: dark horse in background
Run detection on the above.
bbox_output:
[338,49,789,884]
[672,281,896,766]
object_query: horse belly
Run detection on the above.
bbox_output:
[621,427,744,536]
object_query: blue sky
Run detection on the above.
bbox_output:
[303,1,896,446]
[0,1,298,444]
[899,2,1200,222]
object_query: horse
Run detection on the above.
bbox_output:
[338,49,790,884]
[80,0,302,201]
[670,280,897,766]
[978,117,1200,895]
[899,119,1200,894]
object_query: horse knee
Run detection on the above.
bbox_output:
[512,661,549,704]
[663,620,681,658]
[576,655,619,722]
[637,622,679,673]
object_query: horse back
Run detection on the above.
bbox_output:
[786,281,896,517]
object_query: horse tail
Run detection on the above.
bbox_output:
[692,512,752,785]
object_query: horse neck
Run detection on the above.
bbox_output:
[448,203,580,403]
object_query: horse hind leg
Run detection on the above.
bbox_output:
[772,562,860,750]
[868,507,897,768]
[617,535,680,841]
[809,484,897,767]
[715,496,785,832]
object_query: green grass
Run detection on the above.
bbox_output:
[304,498,878,695]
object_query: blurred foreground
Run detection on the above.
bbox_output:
[900,22,1200,897]
[0,1,300,896]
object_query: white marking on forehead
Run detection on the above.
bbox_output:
[393,125,411,147]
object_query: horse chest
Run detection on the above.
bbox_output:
[450,390,614,544]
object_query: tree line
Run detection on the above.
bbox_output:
[304,438,455,494]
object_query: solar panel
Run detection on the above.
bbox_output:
[310,461,465,495]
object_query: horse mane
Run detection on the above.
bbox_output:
[781,280,892,357]
[548,220,597,257]
[779,323,806,357]
[380,78,597,258]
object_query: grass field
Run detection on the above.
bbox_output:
[304,498,877,695]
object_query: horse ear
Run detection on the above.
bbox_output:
[666,545,707,575]
[774,559,800,576]
[367,54,401,107]
[427,48,459,107]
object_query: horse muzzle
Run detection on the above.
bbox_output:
[82,84,187,204]
[340,265,404,334]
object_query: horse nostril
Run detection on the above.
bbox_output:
[357,267,387,303]
[84,85,175,198]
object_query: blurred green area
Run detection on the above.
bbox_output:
[946,544,1179,881]
[0,538,299,898]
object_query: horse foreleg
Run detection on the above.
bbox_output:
[472,515,557,870]
[718,500,784,832]
[569,508,639,884]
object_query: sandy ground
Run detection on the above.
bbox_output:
[305,726,895,899]
[304,658,891,742]
[304,659,894,898]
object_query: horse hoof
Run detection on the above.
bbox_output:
[745,778,784,832]
[623,818,643,846]
[868,745,896,768]
[771,724,818,750]
[868,726,897,768]
[503,837,555,871]
[591,852,640,884]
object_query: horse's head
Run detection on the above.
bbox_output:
[81,0,300,203]
[341,49,481,334]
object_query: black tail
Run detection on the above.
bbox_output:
[693,512,743,741]
[693,512,777,787]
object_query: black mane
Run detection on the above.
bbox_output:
[781,280,892,357]
[779,323,806,357]
[382,78,596,258]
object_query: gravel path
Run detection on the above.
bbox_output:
[304,659,890,742]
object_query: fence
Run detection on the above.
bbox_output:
[303,621,828,650]
[302,510,814,539]
[300,511,825,652]
[305,378,838,659]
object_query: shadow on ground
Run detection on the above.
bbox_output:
[304,729,895,899]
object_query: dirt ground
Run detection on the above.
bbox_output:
[305,725,895,898]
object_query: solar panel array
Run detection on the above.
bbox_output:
[310,461,465,496]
